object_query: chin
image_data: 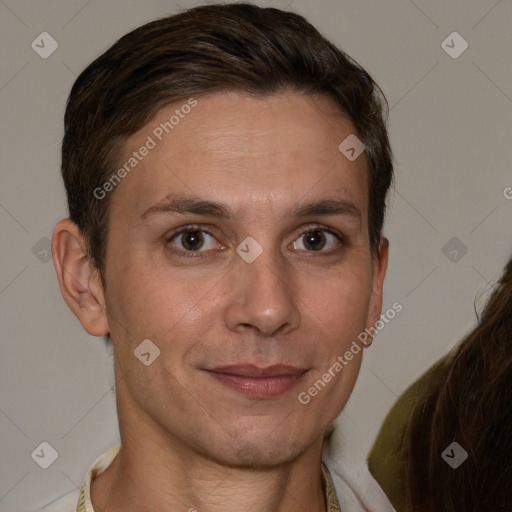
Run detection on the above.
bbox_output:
[207,424,313,469]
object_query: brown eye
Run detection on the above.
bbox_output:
[291,228,342,252]
[303,231,326,250]
[169,229,219,252]
[180,230,204,251]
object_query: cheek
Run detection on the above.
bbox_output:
[299,268,372,337]
[106,256,221,349]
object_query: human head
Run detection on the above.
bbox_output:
[60,2,393,290]
[53,3,392,471]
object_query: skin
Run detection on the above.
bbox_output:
[52,91,388,512]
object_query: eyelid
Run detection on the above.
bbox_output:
[168,223,215,238]
[294,223,346,244]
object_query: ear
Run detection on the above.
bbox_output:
[366,237,389,329]
[51,219,109,337]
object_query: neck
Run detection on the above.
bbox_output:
[90,434,327,512]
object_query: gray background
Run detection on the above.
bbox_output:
[1,0,511,510]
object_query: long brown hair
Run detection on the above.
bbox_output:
[406,257,512,511]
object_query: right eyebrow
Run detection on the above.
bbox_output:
[139,194,232,222]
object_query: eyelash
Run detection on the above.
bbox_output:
[166,223,346,259]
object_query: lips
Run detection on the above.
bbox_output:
[204,364,308,398]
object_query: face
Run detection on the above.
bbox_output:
[101,91,387,466]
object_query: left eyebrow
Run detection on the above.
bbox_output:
[290,198,362,224]
[138,194,362,225]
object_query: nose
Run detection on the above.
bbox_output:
[223,244,301,338]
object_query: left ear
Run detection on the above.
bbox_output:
[366,237,389,329]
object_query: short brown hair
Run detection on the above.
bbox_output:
[61,2,393,288]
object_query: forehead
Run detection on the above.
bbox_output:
[109,91,368,223]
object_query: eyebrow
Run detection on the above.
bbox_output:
[138,194,362,224]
